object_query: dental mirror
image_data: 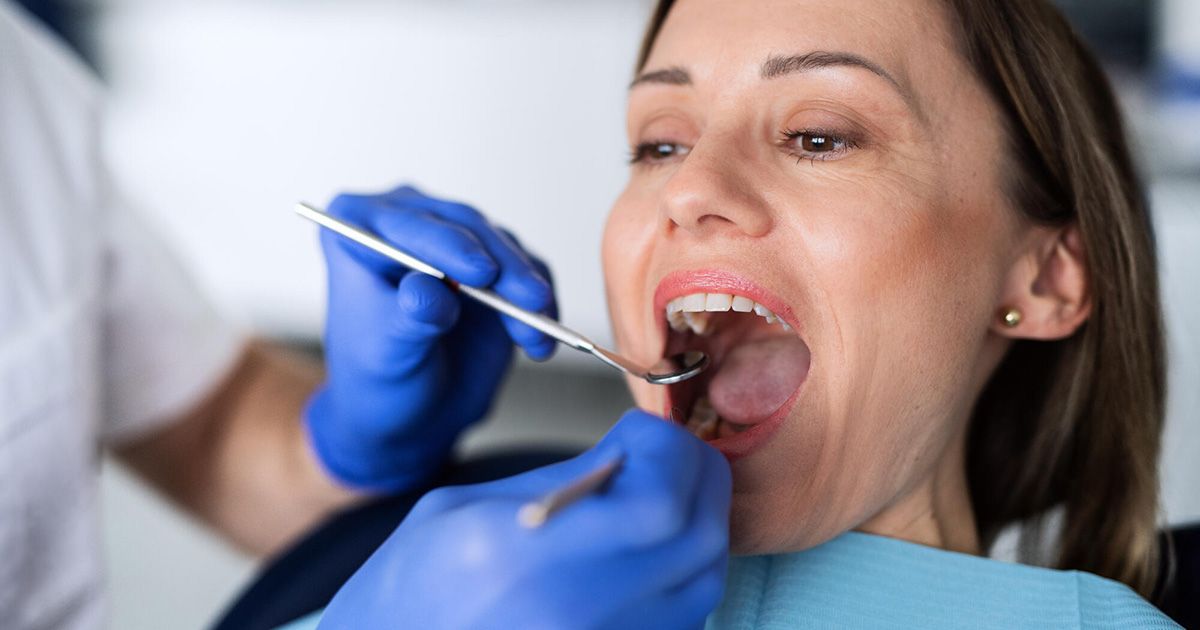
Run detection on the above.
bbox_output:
[295,202,708,386]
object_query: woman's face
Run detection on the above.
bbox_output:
[602,0,1023,553]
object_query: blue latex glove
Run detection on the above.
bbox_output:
[317,409,732,630]
[306,186,558,493]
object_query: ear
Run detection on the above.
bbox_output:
[993,223,1092,340]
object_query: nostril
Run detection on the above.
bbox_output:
[667,205,771,239]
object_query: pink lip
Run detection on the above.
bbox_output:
[653,269,798,328]
[651,269,807,461]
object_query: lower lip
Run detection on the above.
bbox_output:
[708,386,801,461]
[666,380,805,462]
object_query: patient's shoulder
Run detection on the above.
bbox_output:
[1074,572,1180,629]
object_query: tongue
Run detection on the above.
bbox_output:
[708,336,811,425]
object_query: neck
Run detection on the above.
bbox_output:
[856,427,980,555]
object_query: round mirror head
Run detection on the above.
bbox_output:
[645,351,709,385]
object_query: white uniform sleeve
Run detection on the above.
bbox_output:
[99,187,247,444]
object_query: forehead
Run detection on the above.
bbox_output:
[645,0,962,94]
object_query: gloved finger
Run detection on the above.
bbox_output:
[394,272,460,335]
[408,411,702,536]
[436,298,516,425]
[380,190,557,353]
[544,410,706,550]
[323,194,418,283]
[635,444,731,590]
[329,271,462,381]
[664,556,729,628]
[381,190,552,305]
[486,227,559,357]
[521,338,558,363]
[372,209,499,288]
[325,192,501,289]
[517,252,559,361]
[406,441,625,519]
[324,191,551,364]
[526,252,558,317]
[370,273,462,376]
[547,442,728,615]
[514,483,727,630]
[498,226,560,319]
[602,556,728,630]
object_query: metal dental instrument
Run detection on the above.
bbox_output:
[517,453,625,529]
[296,202,708,385]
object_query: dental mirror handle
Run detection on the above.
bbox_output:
[517,453,625,528]
[295,202,630,371]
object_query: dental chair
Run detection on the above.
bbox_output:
[1158,524,1200,629]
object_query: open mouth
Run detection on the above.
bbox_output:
[655,273,812,457]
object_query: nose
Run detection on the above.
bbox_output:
[660,140,772,238]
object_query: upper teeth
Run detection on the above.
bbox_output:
[666,292,791,335]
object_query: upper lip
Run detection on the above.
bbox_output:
[652,268,801,355]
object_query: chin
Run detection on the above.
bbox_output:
[722,402,835,555]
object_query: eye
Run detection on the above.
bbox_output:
[630,141,691,166]
[779,128,858,163]
[800,134,837,152]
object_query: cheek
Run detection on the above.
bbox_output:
[816,190,1002,449]
[820,184,1003,476]
[625,376,660,416]
[797,160,1005,375]
[603,194,666,415]
[601,192,638,332]
[601,186,661,356]
[725,168,1011,553]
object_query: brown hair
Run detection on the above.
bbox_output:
[636,0,1167,597]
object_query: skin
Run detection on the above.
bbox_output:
[118,342,357,555]
[602,0,1091,556]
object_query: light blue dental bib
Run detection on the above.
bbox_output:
[279,531,1177,629]
[706,531,1177,629]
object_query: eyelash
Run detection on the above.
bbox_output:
[628,128,860,167]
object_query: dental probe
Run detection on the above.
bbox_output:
[517,454,625,529]
[295,202,708,385]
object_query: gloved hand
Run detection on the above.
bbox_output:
[306,185,558,493]
[318,409,732,630]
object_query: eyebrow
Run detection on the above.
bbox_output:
[763,51,897,86]
[631,50,925,120]
[629,66,691,88]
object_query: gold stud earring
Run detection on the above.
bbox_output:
[1002,308,1022,328]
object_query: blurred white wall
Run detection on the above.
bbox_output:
[98,0,652,349]
[1153,180,1200,527]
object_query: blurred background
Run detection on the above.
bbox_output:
[10,0,1199,627]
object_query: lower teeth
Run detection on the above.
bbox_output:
[691,417,719,440]
[685,396,721,440]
